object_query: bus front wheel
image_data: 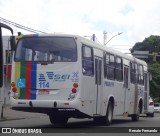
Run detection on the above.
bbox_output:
[105,101,113,126]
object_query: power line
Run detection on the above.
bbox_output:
[95,36,102,45]
[0,17,47,34]
[0,9,50,32]
[0,17,47,33]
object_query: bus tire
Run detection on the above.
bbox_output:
[105,101,113,126]
[150,113,154,117]
[1,105,4,118]
[49,115,68,127]
[131,106,140,121]
[93,117,105,124]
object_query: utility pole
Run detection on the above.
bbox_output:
[92,34,95,42]
[104,32,123,45]
[84,34,96,42]
[152,52,158,62]
[103,31,107,45]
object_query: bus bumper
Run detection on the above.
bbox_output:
[10,97,90,118]
[10,97,79,111]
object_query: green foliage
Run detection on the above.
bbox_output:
[148,63,160,100]
[131,35,160,63]
[131,35,160,100]
[131,35,160,53]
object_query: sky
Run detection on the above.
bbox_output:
[1,0,160,53]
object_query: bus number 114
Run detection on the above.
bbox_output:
[39,82,49,88]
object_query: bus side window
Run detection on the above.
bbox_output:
[82,45,94,76]
[135,63,139,83]
[138,65,144,85]
[130,62,135,83]
[130,62,139,84]
[104,53,115,80]
[144,73,147,90]
[115,57,123,81]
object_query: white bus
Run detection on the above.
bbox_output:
[0,23,14,118]
[10,34,149,126]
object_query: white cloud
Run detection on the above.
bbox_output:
[1,0,160,52]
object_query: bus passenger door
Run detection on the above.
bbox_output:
[94,57,103,115]
[124,66,130,115]
[143,73,149,113]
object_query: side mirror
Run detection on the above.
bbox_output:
[10,36,16,51]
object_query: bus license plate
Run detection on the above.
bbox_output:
[38,90,50,95]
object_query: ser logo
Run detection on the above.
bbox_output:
[38,72,70,88]
[38,72,70,81]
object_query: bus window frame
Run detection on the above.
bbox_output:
[115,56,123,82]
[82,44,94,77]
[138,64,144,85]
[14,37,78,62]
[104,52,115,80]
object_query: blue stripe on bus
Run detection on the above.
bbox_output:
[31,63,37,99]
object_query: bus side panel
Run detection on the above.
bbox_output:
[126,83,134,114]
[106,82,125,115]
[143,72,149,113]
[129,81,145,114]
[81,77,95,116]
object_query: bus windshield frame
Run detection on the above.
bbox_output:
[14,37,77,63]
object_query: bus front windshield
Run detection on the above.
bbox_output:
[15,37,77,62]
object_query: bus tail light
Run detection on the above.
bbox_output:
[69,88,77,99]
[72,88,77,93]
[11,82,16,87]
[149,102,154,106]
[12,87,17,93]
[73,83,78,88]
[69,83,78,99]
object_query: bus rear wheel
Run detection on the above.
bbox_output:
[49,115,68,127]
[131,106,140,121]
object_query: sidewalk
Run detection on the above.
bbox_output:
[0,104,46,121]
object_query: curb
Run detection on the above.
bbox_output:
[0,114,47,122]
[0,105,47,122]
[0,117,26,122]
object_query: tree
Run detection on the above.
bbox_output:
[131,35,160,63]
[131,35,160,100]
[148,63,160,101]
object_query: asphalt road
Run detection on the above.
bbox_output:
[1,113,160,136]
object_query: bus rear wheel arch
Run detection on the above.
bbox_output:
[131,101,142,121]
[93,100,114,126]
